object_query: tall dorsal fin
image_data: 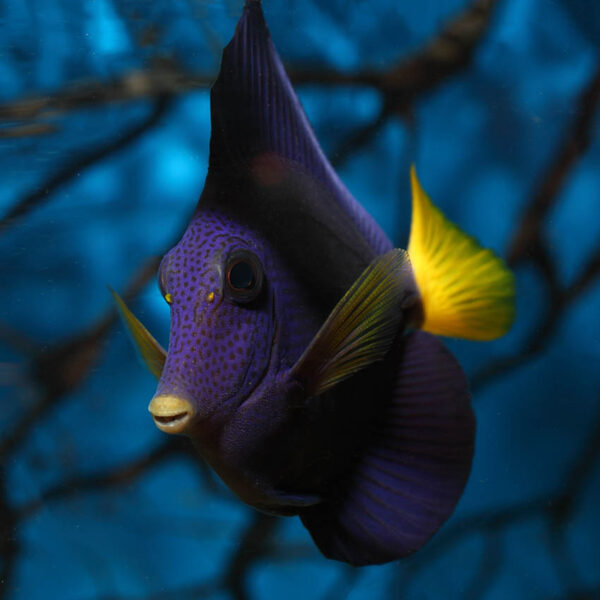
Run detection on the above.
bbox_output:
[207,0,390,256]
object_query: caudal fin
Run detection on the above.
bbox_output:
[408,167,515,341]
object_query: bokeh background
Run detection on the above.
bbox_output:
[1,0,599,598]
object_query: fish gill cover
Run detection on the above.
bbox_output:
[0,0,599,598]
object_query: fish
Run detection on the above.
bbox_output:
[112,0,515,566]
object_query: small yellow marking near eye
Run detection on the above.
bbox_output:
[207,291,215,303]
[164,293,173,305]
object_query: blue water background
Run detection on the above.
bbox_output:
[0,0,599,598]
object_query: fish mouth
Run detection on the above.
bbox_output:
[148,395,194,435]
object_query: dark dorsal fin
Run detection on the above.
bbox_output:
[208,0,390,257]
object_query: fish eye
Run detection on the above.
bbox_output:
[224,250,263,304]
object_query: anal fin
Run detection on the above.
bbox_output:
[300,331,475,566]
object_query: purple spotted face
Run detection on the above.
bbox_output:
[148,208,276,435]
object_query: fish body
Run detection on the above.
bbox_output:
[153,196,393,515]
[114,0,515,565]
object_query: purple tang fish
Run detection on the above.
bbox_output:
[113,0,515,566]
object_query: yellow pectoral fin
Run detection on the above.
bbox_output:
[109,287,167,379]
[407,166,515,341]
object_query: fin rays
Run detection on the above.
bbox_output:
[110,288,166,380]
[300,332,474,565]
[408,166,515,340]
[292,249,414,395]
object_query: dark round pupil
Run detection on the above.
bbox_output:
[229,261,255,290]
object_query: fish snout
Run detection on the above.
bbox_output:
[148,395,195,435]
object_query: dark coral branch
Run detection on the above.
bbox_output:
[463,533,503,600]
[376,0,499,108]
[546,405,600,526]
[508,65,600,265]
[0,68,187,123]
[548,586,600,600]
[399,62,600,595]
[15,438,188,520]
[0,318,114,458]
[82,513,279,600]
[0,1,497,127]
[0,97,171,232]
[472,63,600,393]
[88,578,219,600]
[0,255,162,459]
[397,406,600,593]
[0,470,18,600]
[330,106,392,168]
[328,0,498,166]
[0,122,57,138]
[566,243,600,302]
[546,519,584,593]
[222,512,279,600]
[320,567,359,600]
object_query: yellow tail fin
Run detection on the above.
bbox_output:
[407,166,515,341]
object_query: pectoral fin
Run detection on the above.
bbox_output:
[110,288,166,379]
[292,249,414,396]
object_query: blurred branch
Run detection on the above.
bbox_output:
[330,106,393,168]
[0,1,497,121]
[0,149,184,594]
[472,63,600,391]
[0,253,167,596]
[0,470,18,600]
[0,96,171,232]
[329,0,499,166]
[90,578,219,600]
[290,0,498,96]
[0,122,57,138]
[546,519,583,593]
[15,438,188,520]
[85,512,279,600]
[320,567,359,600]
[0,322,38,358]
[0,0,498,174]
[0,67,194,123]
[549,586,600,600]
[0,255,161,458]
[463,533,502,600]
[398,403,600,594]
[508,65,600,265]
[96,397,599,600]
[223,511,279,600]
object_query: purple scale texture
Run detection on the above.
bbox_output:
[156,209,272,416]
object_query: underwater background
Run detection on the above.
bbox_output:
[1,0,599,598]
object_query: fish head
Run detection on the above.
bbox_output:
[149,207,276,437]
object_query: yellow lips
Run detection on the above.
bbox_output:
[148,395,194,434]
